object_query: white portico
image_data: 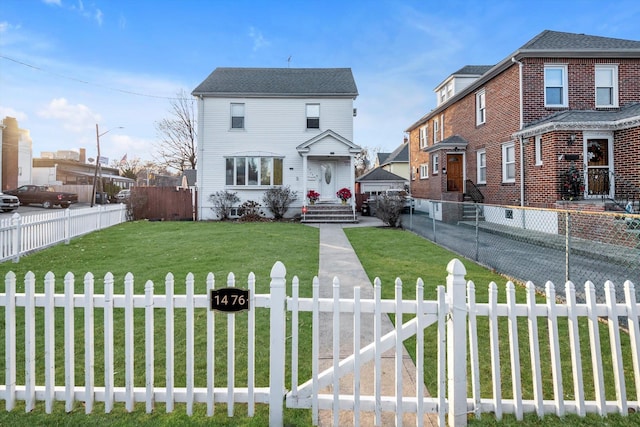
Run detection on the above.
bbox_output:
[297,130,361,208]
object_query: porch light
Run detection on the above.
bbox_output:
[567,133,576,146]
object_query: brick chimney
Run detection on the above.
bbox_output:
[79,148,86,163]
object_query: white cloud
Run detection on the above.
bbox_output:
[249,26,270,51]
[38,98,102,133]
[42,0,62,6]
[95,9,103,26]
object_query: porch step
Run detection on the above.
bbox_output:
[301,203,358,223]
[461,197,485,221]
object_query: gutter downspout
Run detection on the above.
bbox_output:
[512,57,525,207]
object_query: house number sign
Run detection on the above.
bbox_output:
[210,288,250,312]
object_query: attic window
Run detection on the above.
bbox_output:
[306,104,320,129]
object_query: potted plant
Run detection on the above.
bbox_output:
[306,189,320,205]
[561,162,584,201]
[336,187,352,205]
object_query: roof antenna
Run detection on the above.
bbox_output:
[287,55,292,68]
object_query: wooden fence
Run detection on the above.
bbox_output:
[0,204,127,263]
[1,259,638,426]
[130,187,195,221]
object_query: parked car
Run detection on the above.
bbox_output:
[5,185,78,209]
[0,192,20,212]
[115,189,131,201]
[365,189,414,215]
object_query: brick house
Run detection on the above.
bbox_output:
[406,30,640,213]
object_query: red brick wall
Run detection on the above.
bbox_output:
[409,56,640,208]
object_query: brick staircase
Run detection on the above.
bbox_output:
[301,203,358,223]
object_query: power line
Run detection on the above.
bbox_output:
[0,54,190,101]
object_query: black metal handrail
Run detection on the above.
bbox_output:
[589,168,639,213]
[465,179,485,203]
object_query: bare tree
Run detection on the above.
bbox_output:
[154,89,197,172]
[355,146,379,177]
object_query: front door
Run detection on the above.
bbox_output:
[446,154,464,192]
[320,162,337,201]
[585,138,611,197]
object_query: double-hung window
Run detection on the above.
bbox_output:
[306,104,320,129]
[534,135,543,165]
[477,149,486,184]
[419,126,428,149]
[595,64,618,107]
[433,119,439,143]
[476,89,486,125]
[231,103,245,129]
[226,156,283,186]
[544,65,568,107]
[502,142,515,183]
[420,163,429,179]
[432,154,439,174]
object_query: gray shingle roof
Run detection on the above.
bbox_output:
[525,102,640,128]
[451,65,493,76]
[356,167,405,182]
[192,67,358,97]
[381,143,409,165]
[521,30,640,51]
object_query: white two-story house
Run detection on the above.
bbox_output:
[193,67,360,220]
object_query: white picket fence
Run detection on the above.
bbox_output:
[0,204,127,263]
[1,259,639,426]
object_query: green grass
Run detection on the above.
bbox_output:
[0,221,638,426]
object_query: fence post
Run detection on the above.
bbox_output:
[11,212,20,263]
[269,261,287,427]
[65,208,72,244]
[565,211,571,283]
[446,258,468,426]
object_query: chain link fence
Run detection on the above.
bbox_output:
[402,200,640,304]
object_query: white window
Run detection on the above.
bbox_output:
[544,65,568,107]
[476,89,486,125]
[432,154,439,174]
[306,104,320,129]
[477,149,486,184]
[231,103,245,129]
[420,163,429,179]
[595,64,618,107]
[502,142,516,183]
[433,119,439,143]
[226,156,283,186]
[419,126,428,149]
[534,135,543,165]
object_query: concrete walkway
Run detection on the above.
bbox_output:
[311,217,437,426]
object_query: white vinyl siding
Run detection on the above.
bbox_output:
[595,64,618,107]
[197,96,355,220]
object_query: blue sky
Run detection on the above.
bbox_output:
[1,0,640,167]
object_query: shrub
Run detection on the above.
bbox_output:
[375,193,405,227]
[238,200,265,222]
[208,191,240,220]
[262,186,298,220]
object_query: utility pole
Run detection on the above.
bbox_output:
[91,124,123,207]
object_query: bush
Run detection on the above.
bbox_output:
[208,191,240,220]
[262,186,298,220]
[238,200,265,222]
[375,193,405,227]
